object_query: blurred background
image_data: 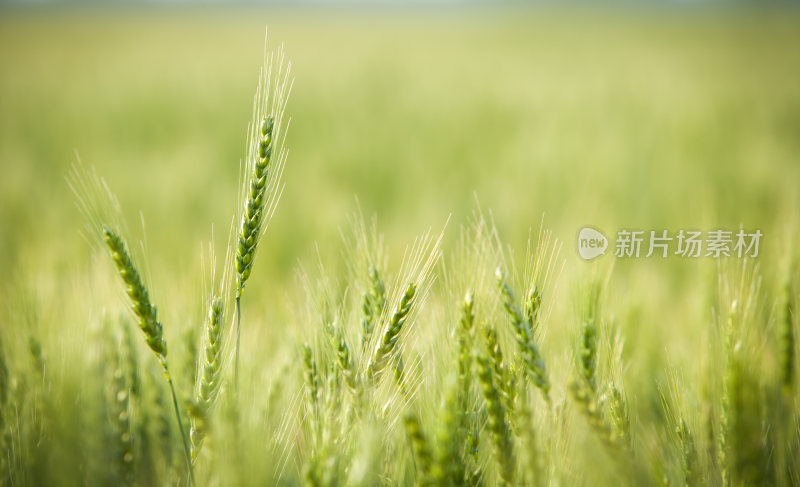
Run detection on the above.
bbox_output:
[1,2,799,399]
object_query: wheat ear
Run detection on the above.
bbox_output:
[233,43,292,392]
[568,379,622,451]
[234,115,273,392]
[496,268,550,402]
[458,291,476,401]
[188,297,224,463]
[578,282,600,392]
[361,265,387,349]
[484,325,515,416]
[235,116,275,297]
[432,377,465,486]
[779,277,795,394]
[367,283,417,383]
[476,351,515,486]
[102,226,194,486]
[404,412,434,487]
[325,321,358,395]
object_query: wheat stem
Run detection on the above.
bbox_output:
[235,296,241,394]
[161,358,195,487]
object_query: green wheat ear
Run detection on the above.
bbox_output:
[189,297,224,463]
[103,225,166,357]
[361,265,387,349]
[476,351,516,486]
[457,290,475,403]
[779,276,795,394]
[367,282,417,384]
[233,115,276,393]
[325,321,357,395]
[578,281,601,393]
[233,44,293,392]
[102,225,194,485]
[236,115,274,297]
[404,412,434,487]
[496,268,550,402]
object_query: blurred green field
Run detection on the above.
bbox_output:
[1,5,799,486]
[2,6,799,270]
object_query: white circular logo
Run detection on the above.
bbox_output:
[578,227,608,260]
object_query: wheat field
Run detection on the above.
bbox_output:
[0,6,799,486]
